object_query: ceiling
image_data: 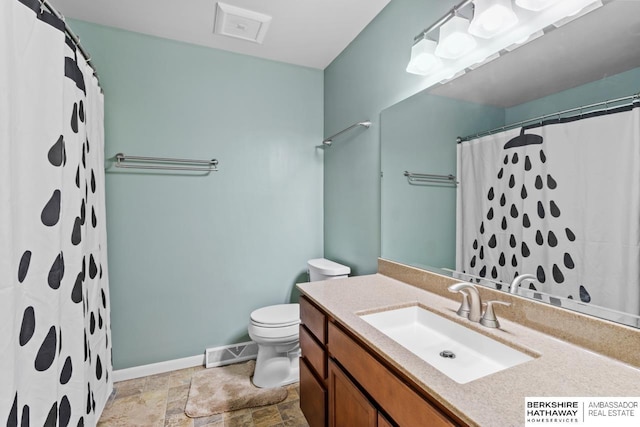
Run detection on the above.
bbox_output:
[50,0,391,70]
[430,0,640,107]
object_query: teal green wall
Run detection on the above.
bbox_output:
[69,20,324,369]
[324,0,456,275]
[380,93,504,269]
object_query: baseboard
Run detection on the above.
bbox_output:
[112,354,205,382]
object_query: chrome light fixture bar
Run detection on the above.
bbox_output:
[407,0,603,86]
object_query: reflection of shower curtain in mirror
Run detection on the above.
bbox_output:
[456,105,640,317]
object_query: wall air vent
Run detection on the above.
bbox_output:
[205,341,258,368]
[213,2,272,44]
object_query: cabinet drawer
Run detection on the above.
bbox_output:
[328,322,457,427]
[300,325,327,380]
[300,296,326,344]
[300,357,326,427]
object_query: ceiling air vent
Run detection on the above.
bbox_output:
[213,2,272,44]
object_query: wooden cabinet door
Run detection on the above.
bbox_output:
[300,358,326,427]
[328,360,377,427]
[378,413,393,427]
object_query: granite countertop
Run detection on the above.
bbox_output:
[297,273,640,427]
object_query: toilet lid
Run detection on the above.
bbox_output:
[251,303,300,327]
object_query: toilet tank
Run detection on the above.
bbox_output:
[307,258,350,282]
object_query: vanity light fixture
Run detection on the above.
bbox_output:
[515,0,561,11]
[406,0,602,87]
[406,37,443,75]
[435,15,477,59]
[469,0,519,39]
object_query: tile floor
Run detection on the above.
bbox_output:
[98,365,310,427]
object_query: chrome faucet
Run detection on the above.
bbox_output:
[448,283,483,322]
[509,273,536,294]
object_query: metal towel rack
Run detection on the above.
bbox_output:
[114,153,219,172]
[322,120,372,146]
[404,171,457,185]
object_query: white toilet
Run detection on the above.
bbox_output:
[248,258,350,388]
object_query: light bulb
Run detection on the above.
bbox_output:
[469,0,519,39]
[435,16,477,59]
[406,38,443,75]
[515,0,562,11]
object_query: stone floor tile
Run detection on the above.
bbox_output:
[196,421,225,427]
[282,418,309,427]
[165,413,195,427]
[192,413,224,427]
[168,367,197,388]
[276,401,304,423]
[251,406,283,427]
[224,412,254,427]
[113,377,146,399]
[280,389,298,404]
[166,397,187,418]
[168,384,191,404]
[145,372,171,392]
[99,389,167,426]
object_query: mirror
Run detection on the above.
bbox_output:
[381,0,640,328]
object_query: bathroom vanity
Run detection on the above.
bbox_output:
[297,260,640,427]
[299,295,458,427]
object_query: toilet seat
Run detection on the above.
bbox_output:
[250,303,300,328]
[249,323,299,341]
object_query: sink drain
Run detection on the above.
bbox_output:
[439,350,456,359]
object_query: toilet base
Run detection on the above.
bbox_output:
[251,344,300,388]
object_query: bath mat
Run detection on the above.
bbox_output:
[185,360,288,418]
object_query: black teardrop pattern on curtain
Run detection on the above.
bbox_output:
[19,306,36,346]
[7,11,111,426]
[465,134,588,307]
[18,251,31,283]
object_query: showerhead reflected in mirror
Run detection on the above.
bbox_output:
[380,0,640,328]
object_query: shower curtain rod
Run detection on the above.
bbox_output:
[457,92,640,143]
[40,0,98,79]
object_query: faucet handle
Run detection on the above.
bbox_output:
[480,300,511,329]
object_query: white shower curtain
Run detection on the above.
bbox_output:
[456,105,640,317]
[1,1,112,426]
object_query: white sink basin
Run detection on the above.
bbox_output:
[360,305,534,384]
